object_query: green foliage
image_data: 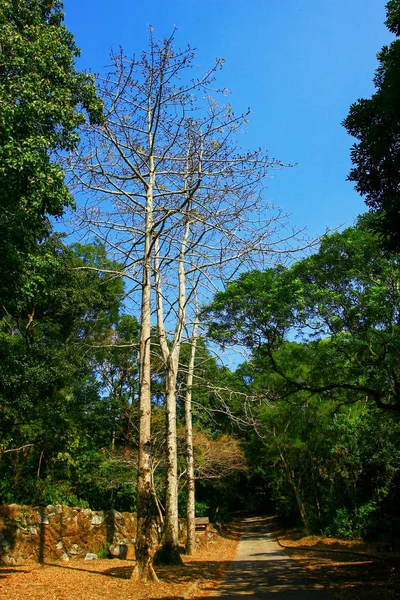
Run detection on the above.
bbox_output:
[0,236,131,509]
[194,501,209,517]
[97,543,112,559]
[343,1,400,251]
[206,217,400,538]
[386,0,400,35]
[208,217,400,412]
[325,500,384,541]
[0,0,103,312]
[34,480,90,509]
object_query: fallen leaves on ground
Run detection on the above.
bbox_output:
[266,516,400,600]
[0,524,240,600]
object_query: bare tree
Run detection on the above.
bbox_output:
[68,29,292,578]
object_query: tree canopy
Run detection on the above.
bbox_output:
[0,0,103,312]
[206,216,400,412]
[343,0,400,251]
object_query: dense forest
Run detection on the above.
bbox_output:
[1,0,400,581]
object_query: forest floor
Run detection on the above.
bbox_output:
[2,517,400,599]
[266,516,400,600]
[0,523,240,600]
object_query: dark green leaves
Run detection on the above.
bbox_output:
[207,219,400,411]
[0,0,103,313]
[343,1,400,251]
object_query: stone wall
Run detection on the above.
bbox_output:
[0,504,146,565]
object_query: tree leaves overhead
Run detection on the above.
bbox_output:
[0,236,126,506]
[343,1,400,251]
[207,216,400,411]
[0,0,103,311]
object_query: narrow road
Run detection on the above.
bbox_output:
[204,516,332,599]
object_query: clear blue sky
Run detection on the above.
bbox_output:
[64,0,393,238]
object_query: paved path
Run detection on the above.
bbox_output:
[204,517,332,599]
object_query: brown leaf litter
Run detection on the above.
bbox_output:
[0,523,240,600]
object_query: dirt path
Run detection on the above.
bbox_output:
[198,516,332,599]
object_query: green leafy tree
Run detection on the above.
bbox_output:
[0,237,124,505]
[343,1,400,251]
[0,0,103,311]
[207,216,400,412]
[205,216,400,536]
[323,406,400,539]
[233,361,400,538]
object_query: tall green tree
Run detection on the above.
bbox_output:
[232,358,400,538]
[343,1,400,251]
[206,216,400,412]
[0,237,124,505]
[0,0,103,311]
[206,286,400,536]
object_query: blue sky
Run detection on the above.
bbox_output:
[64,0,393,239]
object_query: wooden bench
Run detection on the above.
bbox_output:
[195,517,209,541]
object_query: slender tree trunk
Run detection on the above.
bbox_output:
[132,177,158,582]
[154,219,191,564]
[161,350,182,563]
[185,318,198,555]
[37,450,44,480]
[150,462,165,526]
[292,481,309,533]
[311,464,321,521]
[275,437,310,533]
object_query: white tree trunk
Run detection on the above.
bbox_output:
[132,169,158,581]
[69,31,292,575]
[162,350,181,561]
[154,218,191,563]
[185,318,198,555]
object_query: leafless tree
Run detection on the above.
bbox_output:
[68,29,295,578]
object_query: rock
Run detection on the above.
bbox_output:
[61,553,70,561]
[3,553,25,566]
[108,543,135,560]
[56,541,64,550]
[109,544,126,558]
[69,544,80,555]
[85,553,98,560]
[110,509,122,520]
[46,505,56,514]
[91,514,103,526]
